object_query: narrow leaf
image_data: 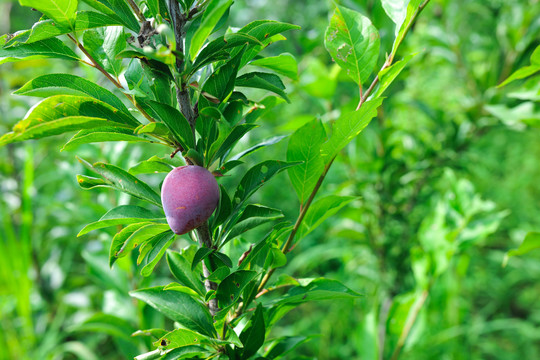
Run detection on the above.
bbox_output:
[240,304,265,360]
[140,231,177,276]
[62,127,150,151]
[0,37,79,64]
[167,251,206,296]
[130,286,216,337]
[250,53,298,80]
[235,72,290,103]
[190,0,233,60]
[14,73,131,116]
[78,205,165,236]
[79,158,162,206]
[233,160,300,207]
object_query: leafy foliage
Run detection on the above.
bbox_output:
[2,0,539,359]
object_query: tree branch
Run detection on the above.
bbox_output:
[168,0,197,131]
[195,223,219,316]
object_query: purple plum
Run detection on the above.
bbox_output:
[161,165,220,235]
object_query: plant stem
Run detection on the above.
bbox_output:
[126,0,146,23]
[195,223,219,316]
[256,157,335,293]
[390,289,429,360]
[168,0,197,132]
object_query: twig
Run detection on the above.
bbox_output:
[168,0,197,132]
[126,0,146,23]
[390,289,429,360]
[195,223,219,316]
[256,157,335,294]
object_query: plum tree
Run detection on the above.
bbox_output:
[161,166,220,235]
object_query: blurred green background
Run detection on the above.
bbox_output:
[1,0,540,359]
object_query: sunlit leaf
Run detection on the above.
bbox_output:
[130,286,216,337]
[324,5,380,85]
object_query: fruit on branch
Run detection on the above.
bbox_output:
[161,165,220,235]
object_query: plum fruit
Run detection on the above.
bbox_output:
[161,165,220,235]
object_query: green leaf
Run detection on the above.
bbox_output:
[62,127,151,150]
[140,231,177,276]
[191,32,262,73]
[0,94,139,146]
[145,100,194,150]
[78,158,162,206]
[207,266,230,282]
[235,72,290,103]
[76,174,107,189]
[70,313,136,340]
[167,250,206,296]
[267,278,361,327]
[212,186,232,228]
[199,46,245,108]
[216,270,257,309]
[324,5,380,85]
[14,73,131,116]
[190,0,233,60]
[250,53,298,80]
[286,119,327,204]
[230,135,287,161]
[5,11,123,46]
[0,37,79,64]
[78,205,165,236]
[503,232,540,266]
[374,54,415,97]
[498,65,540,88]
[81,0,140,32]
[264,336,315,360]
[161,346,210,360]
[154,328,207,351]
[132,328,168,339]
[19,0,78,28]
[110,224,170,266]
[135,122,170,136]
[297,195,357,241]
[391,0,422,54]
[235,20,301,68]
[130,286,216,337]
[239,304,265,360]
[145,0,170,20]
[223,205,284,244]
[83,27,127,78]
[191,247,214,271]
[320,97,383,162]
[381,0,409,35]
[128,158,173,175]
[238,223,292,271]
[209,124,258,165]
[233,160,299,207]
